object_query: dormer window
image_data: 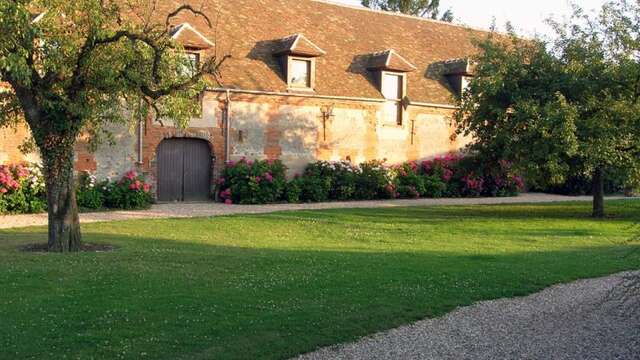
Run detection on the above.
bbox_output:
[180,51,200,77]
[367,49,416,125]
[381,72,403,100]
[169,23,213,78]
[274,34,325,91]
[290,58,312,88]
[444,58,475,98]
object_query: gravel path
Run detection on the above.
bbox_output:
[296,271,640,360]
[0,193,633,229]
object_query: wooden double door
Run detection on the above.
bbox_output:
[157,138,212,202]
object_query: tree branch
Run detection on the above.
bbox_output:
[165,4,212,29]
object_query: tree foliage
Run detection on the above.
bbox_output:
[0,0,228,251]
[361,0,453,22]
[455,0,640,217]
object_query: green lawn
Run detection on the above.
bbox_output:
[1,201,639,359]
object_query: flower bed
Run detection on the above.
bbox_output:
[217,154,525,205]
[78,170,153,210]
[0,164,46,214]
[0,166,153,215]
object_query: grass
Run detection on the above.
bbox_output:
[1,200,639,359]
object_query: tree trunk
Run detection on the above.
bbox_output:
[44,148,82,252]
[592,166,605,218]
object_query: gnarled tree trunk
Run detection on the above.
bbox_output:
[592,166,605,218]
[43,146,82,252]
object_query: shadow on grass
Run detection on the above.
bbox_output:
[0,224,638,360]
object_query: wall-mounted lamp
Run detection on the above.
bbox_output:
[319,104,335,141]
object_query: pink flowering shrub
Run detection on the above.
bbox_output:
[482,160,526,197]
[217,154,523,204]
[0,164,46,214]
[103,170,153,209]
[217,158,287,204]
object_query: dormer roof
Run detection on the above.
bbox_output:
[273,33,326,57]
[443,58,475,76]
[367,49,417,72]
[170,23,215,50]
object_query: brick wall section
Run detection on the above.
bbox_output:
[0,124,40,165]
[74,135,97,172]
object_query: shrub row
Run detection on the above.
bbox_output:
[217,155,525,205]
[0,164,46,214]
[0,165,154,215]
[76,170,153,211]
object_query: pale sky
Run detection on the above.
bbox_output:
[334,0,608,37]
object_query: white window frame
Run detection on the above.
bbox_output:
[379,71,407,126]
[286,56,316,91]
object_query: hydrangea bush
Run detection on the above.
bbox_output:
[103,170,153,209]
[217,158,287,204]
[0,164,46,214]
[76,171,104,209]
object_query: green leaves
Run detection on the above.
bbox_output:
[360,0,453,21]
[1,0,222,146]
[456,0,640,191]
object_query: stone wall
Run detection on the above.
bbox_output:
[6,90,468,198]
[0,124,40,165]
[223,92,469,175]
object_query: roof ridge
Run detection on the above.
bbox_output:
[311,0,492,34]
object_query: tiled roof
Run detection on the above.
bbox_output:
[169,23,215,49]
[155,0,492,104]
[273,34,326,57]
[367,49,417,72]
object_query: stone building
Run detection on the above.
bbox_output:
[0,0,485,202]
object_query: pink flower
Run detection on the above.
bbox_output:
[264,172,273,183]
[143,183,151,193]
[442,169,454,182]
[514,176,525,189]
[422,160,433,173]
[129,183,136,190]
[220,188,232,199]
[9,180,19,190]
[217,177,226,185]
[226,161,236,168]
[16,165,29,178]
[125,170,137,181]
[0,187,7,194]
[255,176,262,183]
[224,199,233,205]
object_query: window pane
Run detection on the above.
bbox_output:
[290,59,311,87]
[382,73,402,100]
[180,52,200,77]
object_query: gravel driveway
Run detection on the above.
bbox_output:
[295,271,640,360]
[0,193,632,229]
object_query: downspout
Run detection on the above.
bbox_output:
[224,89,231,163]
[137,100,144,165]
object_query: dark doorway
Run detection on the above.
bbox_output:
[157,138,212,202]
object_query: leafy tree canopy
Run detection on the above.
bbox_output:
[0,0,228,251]
[455,0,640,217]
[361,0,453,22]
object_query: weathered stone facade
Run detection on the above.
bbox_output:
[0,89,469,197]
[0,124,39,166]
[0,0,485,200]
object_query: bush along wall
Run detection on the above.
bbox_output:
[77,170,153,211]
[216,154,526,205]
[0,164,46,214]
[0,166,154,215]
